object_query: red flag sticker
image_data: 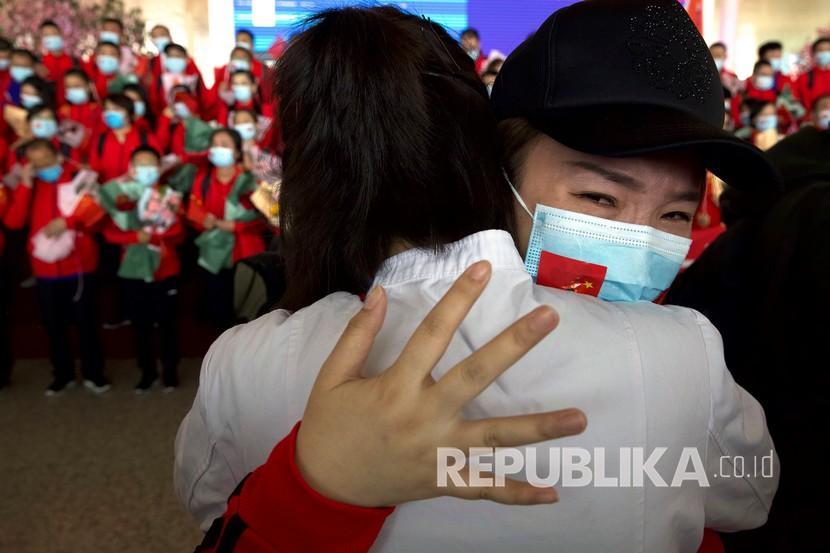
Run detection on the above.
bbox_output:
[536,251,607,297]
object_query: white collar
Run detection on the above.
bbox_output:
[372,230,526,288]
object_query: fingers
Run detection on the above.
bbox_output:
[447,468,558,505]
[455,408,587,450]
[435,306,559,410]
[390,261,491,383]
[315,286,388,390]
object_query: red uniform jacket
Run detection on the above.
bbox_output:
[215,99,274,128]
[186,165,266,264]
[742,79,778,103]
[794,66,830,112]
[41,52,76,100]
[4,137,83,173]
[4,162,104,278]
[147,65,211,120]
[89,126,161,183]
[0,69,10,100]
[151,114,187,157]
[102,198,185,281]
[195,422,393,553]
[58,101,103,155]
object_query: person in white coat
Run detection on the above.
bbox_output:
[175,2,779,552]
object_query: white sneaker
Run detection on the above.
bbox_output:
[83,378,112,394]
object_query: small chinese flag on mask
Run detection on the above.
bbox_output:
[536,251,607,297]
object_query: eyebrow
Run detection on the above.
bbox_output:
[565,160,645,191]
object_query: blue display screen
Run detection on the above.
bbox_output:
[233,1,577,57]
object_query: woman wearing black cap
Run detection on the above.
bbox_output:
[178,3,777,552]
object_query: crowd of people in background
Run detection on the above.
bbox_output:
[711,38,830,146]
[0,18,281,395]
[0,16,828,406]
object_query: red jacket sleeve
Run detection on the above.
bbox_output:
[102,218,140,245]
[195,422,393,553]
[3,184,33,230]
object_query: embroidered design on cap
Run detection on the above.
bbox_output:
[626,2,713,104]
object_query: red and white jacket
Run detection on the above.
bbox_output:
[4,162,105,278]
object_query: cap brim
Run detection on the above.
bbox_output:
[527,104,783,195]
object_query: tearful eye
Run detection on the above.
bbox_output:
[662,211,693,223]
[576,193,617,207]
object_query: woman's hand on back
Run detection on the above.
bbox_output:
[296,260,587,508]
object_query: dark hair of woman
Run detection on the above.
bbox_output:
[274,6,514,311]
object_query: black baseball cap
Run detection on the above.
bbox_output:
[491,0,782,193]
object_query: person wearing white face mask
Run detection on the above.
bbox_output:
[736,100,781,151]
[758,41,785,80]
[5,48,36,106]
[216,70,272,127]
[232,29,265,79]
[794,37,830,112]
[232,108,280,185]
[709,41,741,97]
[183,127,265,327]
[460,27,487,73]
[212,47,264,108]
[100,146,185,392]
[176,4,779,552]
[85,41,132,102]
[145,24,177,88]
[39,19,75,102]
[811,93,830,130]
[149,43,209,118]
[745,60,779,103]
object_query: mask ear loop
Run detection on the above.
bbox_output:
[503,169,533,219]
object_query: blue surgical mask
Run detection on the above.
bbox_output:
[0,59,9,70]
[230,58,250,72]
[209,146,236,168]
[37,164,63,183]
[467,49,480,61]
[132,100,146,117]
[65,87,89,105]
[20,94,42,109]
[509,179,691,303]
[173,102,191,119]
[754,75,775,91]
[103,110,127,130]
[714,58,724,72]
[818,110,830,131]
[755,114,778,132]
[10,65,34,83]
[232,84,252,103]
[816,51,830,69]
[134,165,160,187]
[233,123,256,141]
[236,40,252,51]
[43,35,64,52]
[769,58,782,73]
[153,36,171,52]
[96,54,119,75]
[164,56,187,74]
[100,31,120,45]
[31,119,58,139]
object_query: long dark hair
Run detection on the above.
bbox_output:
[274,6,514,311]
